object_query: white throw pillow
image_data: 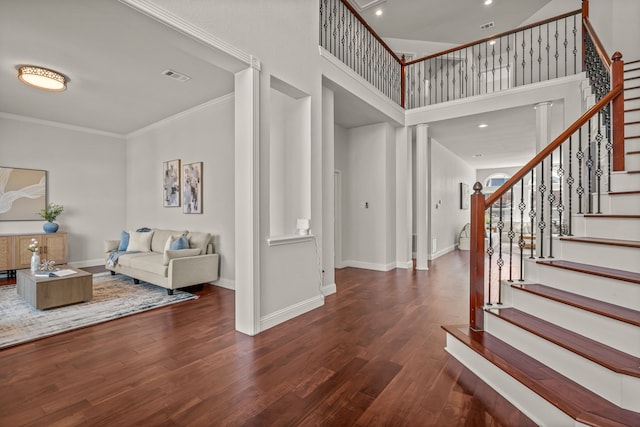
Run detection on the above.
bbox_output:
[127,231,154,252]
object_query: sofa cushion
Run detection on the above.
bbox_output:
[118,230,130,251]
[116,252,154,268]
[127,230,154,252]
[152,229,187,253]
[163,248,201,266]
[187,232,212,255]
[170,235,189,250]
[129,253,168,276]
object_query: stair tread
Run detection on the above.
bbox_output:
[625,96,640,101]
[560,236,640,248]
[624,76,640,82]
[512,283,640,327]
[608,190,640,195]
[443,325,640,426]
[583,214,640,218]
[537,260,640,285]
[625,135,640,139]
[625,107,640,112]
[487,307,640,377]
[625,59,640,66]
[626,120,640,125]
[626,150,640,155]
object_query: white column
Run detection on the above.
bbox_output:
[321,86,336,295]
[415,124,429,270]
[534,101,552,258]
[395,126,413,269]
[235,64,261,335]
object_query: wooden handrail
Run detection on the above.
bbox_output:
[485,83,624,207]
[405,9,581,67]
[583,18,612,69]
[338,0,402,64]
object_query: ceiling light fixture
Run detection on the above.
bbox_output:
[18,66,66,91]
[375,8,383,16]
[484,0,493,5]
[478,123,488,128]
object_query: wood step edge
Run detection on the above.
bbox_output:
[624,59,640,66]
[536,260,640,285]
[486,308,640,378]
[608,190,640,195]
[625,107,640,113]
[511,283,640,328]
[624,76,640,82]
[626,121,640,125]
[559,236,640,248]
[442,325,640,426]
[625,135,640,140]
[626,151,640,155]
[582,214,640,218]
[625,96,640,102]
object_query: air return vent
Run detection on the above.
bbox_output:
[161,69,191,82]
[480,21,495,30]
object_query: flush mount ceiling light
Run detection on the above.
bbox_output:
[18,66,66,91]
[375,8,383,16]
[484,0,493,5]
[478,123,488,128]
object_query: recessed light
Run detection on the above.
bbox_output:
[478,123,488,128]
[375,9,383,16]
[484,0,493,5]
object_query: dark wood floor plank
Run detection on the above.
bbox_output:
[0,253,534,426]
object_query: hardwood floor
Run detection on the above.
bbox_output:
[0,252,534,426]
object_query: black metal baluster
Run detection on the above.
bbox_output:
[573,14,577,73]
[538,26,542,82]
[539,159,546,258]
[555,20,559,79]
[546,24,550,80]
[487,205,494,305]
[587,119,593,214]
[564,18,568,77]
[429,59,433,106]
[465,47,469,98]
[514,32,518,87]
[596,111,603,214]
[497,198,504,303]
[519,178,526,280]
[548,151,555,258]
[446,54,450,101]
[529,171,536,259]
[522,30,527,85]
[606,111,613,193]
[577,127,584,214]
[558,143,565,237]
[567,135,574,236]
[508,187,514,282]
[506,35,511,89]
[492,40,496,93]
[485,41,489,94]
[530,28,534,84]
[499,37,503,91]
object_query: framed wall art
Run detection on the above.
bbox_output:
[163,159,181,207]
[460,182,470,210]
[183,162,202,214]
[0,167,47,221]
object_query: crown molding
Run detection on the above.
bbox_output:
[0,112,125,139]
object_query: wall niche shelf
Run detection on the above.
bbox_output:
[267,234,314,246]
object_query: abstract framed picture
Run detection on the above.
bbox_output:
[183,162,202,214]
[0,166,47,221]
[163,159,181,207]
[460,182,470,210]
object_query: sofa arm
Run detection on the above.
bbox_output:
[168,253,219,287]
[104,240,119,253]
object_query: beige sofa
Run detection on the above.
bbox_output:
[104,228,219,294]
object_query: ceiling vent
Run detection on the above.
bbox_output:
[161,69,191,82]
[480,21,495,30]
[349,0,385,12]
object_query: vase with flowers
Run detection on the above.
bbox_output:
[27,238,40,273]
[38,203,64,233]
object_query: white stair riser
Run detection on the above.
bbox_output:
[511,288,640,357]
[571,215,640,240]
[485,313,640,412]
[609,171,640,192]
[556,240,640,273]
[444,334,575,427]
[599,193,640,215]
[624,138,640,152]
[626,154,640,170]
[523,258,640,310]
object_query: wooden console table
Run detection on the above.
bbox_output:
[0,233,68,277]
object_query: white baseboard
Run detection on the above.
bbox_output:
[396,260,413,269]
[321,283,336,296]
[212,278,235,290]
[260,294,324,332]
[342,260,396,271]
[428,244,456,260]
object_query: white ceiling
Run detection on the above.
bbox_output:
[0,0,236,135]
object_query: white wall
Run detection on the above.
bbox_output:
[0,115,126,265]
[125,95,235,286]
[589,0,640,61]
[342,122,396,270]
[429,138,476,258]
[334,123,348,268]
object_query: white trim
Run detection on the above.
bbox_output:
[267,234,315,246]
[321,283,337,296]
[127,93,234,138]
[396,260,413,269]
[260,295,324,331]
[119,0,252,70]
[213,278,235,290]
[342,260,396,271]
[319,47,404,117]
[428,244,456,260]
[0,112,125,139]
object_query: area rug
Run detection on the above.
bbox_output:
[0,274,198,349]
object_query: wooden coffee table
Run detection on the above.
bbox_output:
[16,266,93,310]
